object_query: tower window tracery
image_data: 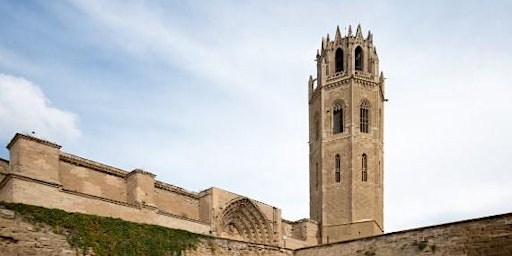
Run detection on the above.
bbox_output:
[355,46,364,71]
[360,100,370,133]
[362,154,368,182]
[335,154,341,182]
[335,48,344,73]
[333,102,344,134]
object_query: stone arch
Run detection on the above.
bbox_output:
[219,197,273,244]
[335,48,344,73]
[360,99,371,133]
[333,100,346,134]
[355,45,364,71]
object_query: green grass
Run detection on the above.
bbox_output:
[1,202,205,256]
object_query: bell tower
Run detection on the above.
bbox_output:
[308,24,385,243]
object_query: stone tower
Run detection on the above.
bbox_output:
[308,24,385,243]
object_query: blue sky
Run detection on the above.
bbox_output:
[1,0,511,232]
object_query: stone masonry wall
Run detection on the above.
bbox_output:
[0,133,310,248]
[0,158,8,173]
[295,213,512,256]
[187,238,292,256]
[0,207,79,256]
[1,204,511,256]
[4,178,210,234]
[0,159,7,182]
[0,206,292,256]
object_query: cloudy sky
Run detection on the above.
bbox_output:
[1,1,511,232]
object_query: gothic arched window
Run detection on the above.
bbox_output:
[335,48,344,73]
[333,102,344,134]
[335,154,341,183]
[360,100,370,133]
[362,154,368,182]
[355,46,364,71]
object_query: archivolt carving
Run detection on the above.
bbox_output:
[218,197,273,244]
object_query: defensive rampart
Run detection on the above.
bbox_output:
[0,133,318,248]
[1,202,511,255]
[295,212,512,256]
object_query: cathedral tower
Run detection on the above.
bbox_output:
[308,24,385,243]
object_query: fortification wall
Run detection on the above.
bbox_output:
[295,213,512,256]
[59,158,127,202]
[3,177,210,233]
[0,206,293,256]
[188,238,292,256]
[0,158,8,173]
[1,202,511,255]
[154,182,200,219]
[282,219,319,249]
[58,152,201,219]
[0,133,313,247]
[0,159,8,182]
[0,207,78,256]
[0,134,209,234]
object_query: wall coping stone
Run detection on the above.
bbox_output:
[60,153,128,177]
[7,133,62,150]
[127,168,156,178]
[295,211,512,251]
[282,218,318,225]
[155,181,199,198]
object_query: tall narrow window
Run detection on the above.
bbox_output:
[360,101,370,133]
[377,161,381,187]
[315,118,320,141]
[315,162,319,190]
[333,103,344,134]
[335,154,341,182]
[379,109,383,137]
[362,154,368,182]
[355,46,363,71]
[324,58,329,77]
[335,48,344,73]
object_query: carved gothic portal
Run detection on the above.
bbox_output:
[219,198,273,244]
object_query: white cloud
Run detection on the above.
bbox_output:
[0,73,81,142]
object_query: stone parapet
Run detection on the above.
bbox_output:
[296,213,512,256]
[6,133,61,150]
[126,168,156,206]
[60,153,127,177]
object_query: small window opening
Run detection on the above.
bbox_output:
[355,46,364,71]
[315,119,320,140]
[362,154,368,182]
[360,101,370,133]
[335,48,344,73]
[333,104,344,134]
[335,154,341,183]
[377,160,381,186]
[315,162,319,190]
[379,109,382,136]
